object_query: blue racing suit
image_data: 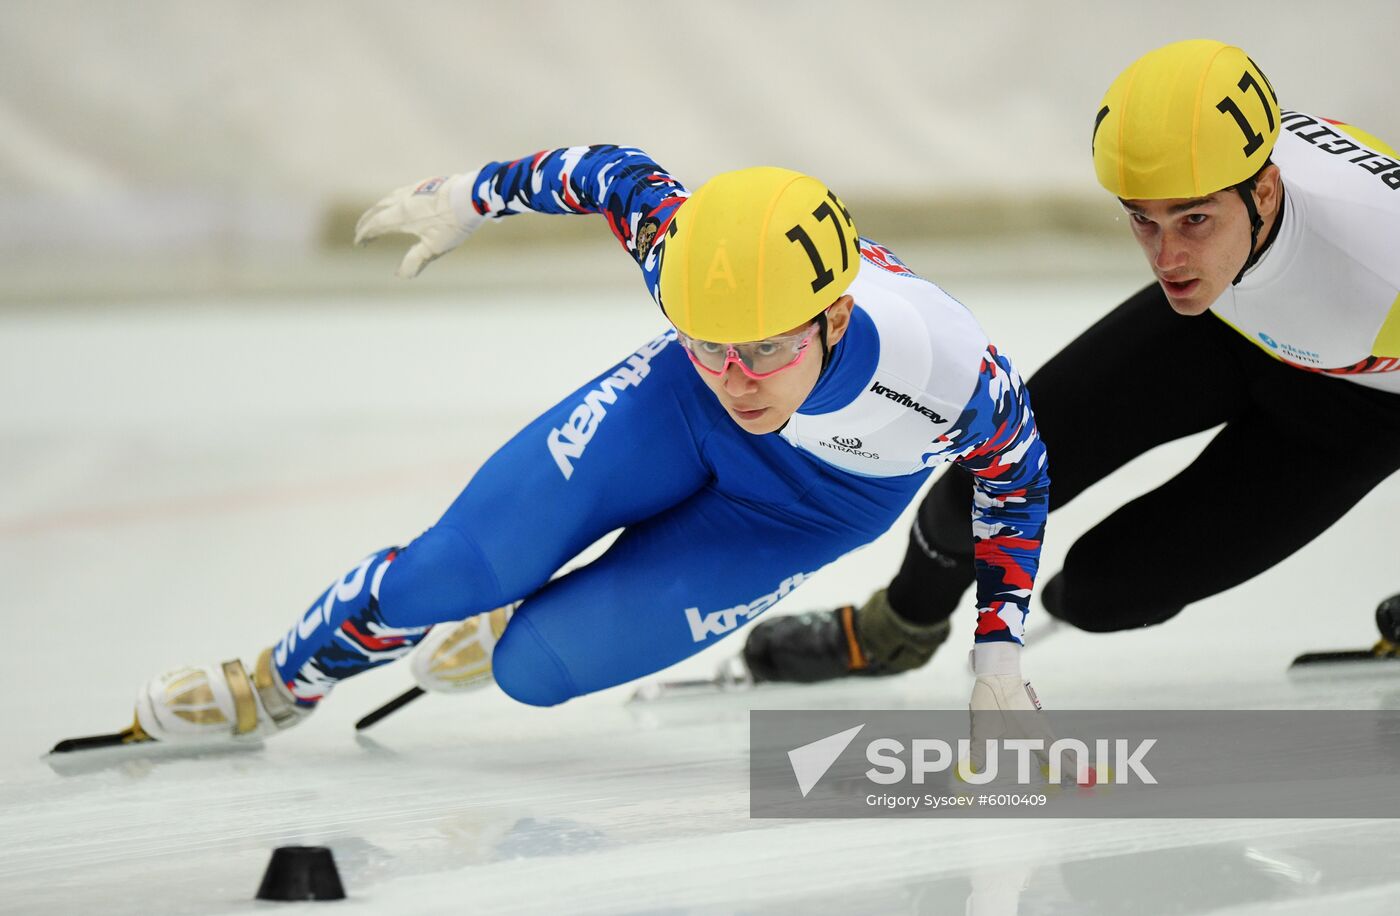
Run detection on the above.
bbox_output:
[272,146,1049,706]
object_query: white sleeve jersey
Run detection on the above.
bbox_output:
[1210,111,1400,392]
[780,243,991,478]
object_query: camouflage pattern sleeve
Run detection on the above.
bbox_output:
[469,145,690,303]
[945,344,1050,645]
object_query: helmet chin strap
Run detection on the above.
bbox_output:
[816,311,832,372]
[1232,172,1276,285]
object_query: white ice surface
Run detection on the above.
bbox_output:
[3,265,1399,915]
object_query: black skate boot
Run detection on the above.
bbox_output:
[743,589,951,684]
[1378,594,1400,647]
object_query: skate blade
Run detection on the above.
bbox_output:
[1289,639,1400,671]
[49,717,154,754]
[629,656,754,703]
[355,686,426,731]
[43,733,265,778]
[1288,655,1400,677]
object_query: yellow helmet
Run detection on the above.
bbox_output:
[1092,39,1280,199]
[659,166,860,342]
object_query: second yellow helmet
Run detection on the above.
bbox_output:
[1092,39,1280,200]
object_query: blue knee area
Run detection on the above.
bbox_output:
[376,525,503,629]
[492,616,579,707]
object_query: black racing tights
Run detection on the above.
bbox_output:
[888,283,1400,632]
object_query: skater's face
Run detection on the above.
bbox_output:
[1120,164,1282,316]
[691,296,854,435]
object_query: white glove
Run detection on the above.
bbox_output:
[967,643,1054,780]
[970,643,1042,711]
[354,172,487,278]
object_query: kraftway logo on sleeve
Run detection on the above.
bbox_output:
[869,381,947,423]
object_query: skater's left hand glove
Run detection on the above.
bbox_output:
[967,643,1055,778]
[354,173,486,278]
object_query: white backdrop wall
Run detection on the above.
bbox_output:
[1,0,1397,259]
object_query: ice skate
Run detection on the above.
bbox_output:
[409,605,514,693]
[631,589,952,701]
[355,605,515,730]
[134,647,312,744]
[1289,593,1400,669]
[742,588,951,684]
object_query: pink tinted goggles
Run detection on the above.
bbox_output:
[677,324,819,380]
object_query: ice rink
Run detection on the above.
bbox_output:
[4,247,1400,915]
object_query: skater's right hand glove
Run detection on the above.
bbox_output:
[966,643,1055,779]
[354,172,486,278]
